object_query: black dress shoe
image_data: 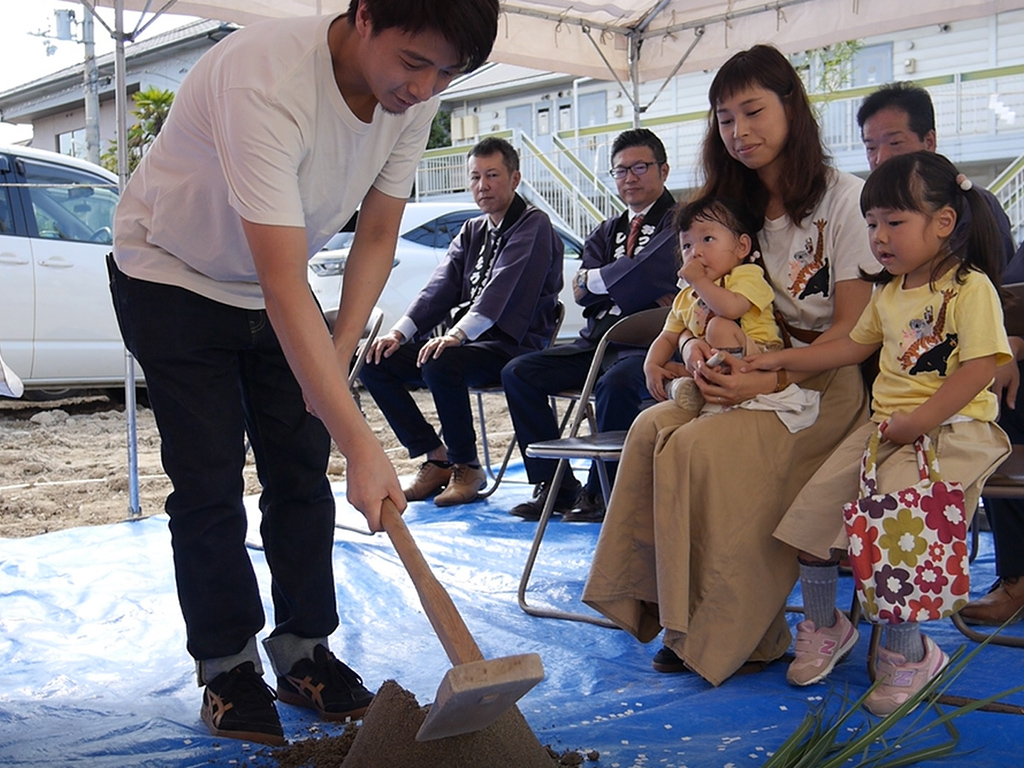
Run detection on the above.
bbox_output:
[562,490,606,523]
[652,645,792,675]
[652,645,689,673]
[509,480,581,520]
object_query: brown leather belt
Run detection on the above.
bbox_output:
[775,310,822,347]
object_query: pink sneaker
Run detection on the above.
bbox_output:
[865,634,948,716]
[787,609,859,686]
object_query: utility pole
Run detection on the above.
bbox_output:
[49,4,101,164]
[82,4,101,165]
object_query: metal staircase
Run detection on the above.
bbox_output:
[992,152,1024,248]
[415,130,623,240]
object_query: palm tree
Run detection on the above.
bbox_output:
[101,86,175,175]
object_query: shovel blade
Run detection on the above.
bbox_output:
[415,653,544,741]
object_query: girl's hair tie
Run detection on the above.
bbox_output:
[956,173,973,192]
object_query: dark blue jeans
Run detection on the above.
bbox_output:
[501,345,647,497]
[359,341,510,465]
[108,260,338,662]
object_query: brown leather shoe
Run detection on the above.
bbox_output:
[433,463,486,507]
[403,461,451,501]
[959,576,1024,626]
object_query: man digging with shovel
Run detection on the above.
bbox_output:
[109,0,499,746]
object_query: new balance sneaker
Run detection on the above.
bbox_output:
[277,644,374,721]
[786,609,859,686]
[865,635,948,716]
[200,661,285,746]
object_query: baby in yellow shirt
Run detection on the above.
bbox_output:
[643,195,782,411]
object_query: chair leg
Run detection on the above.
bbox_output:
[474,389,531,495]
[950,611,1024,648]
[969,512,980,563]
[476,390,498,481]
[478,439,517,499]
[866,622,881,682]
[517,457,617,628]
[594,459,612,503]
[550,395,576,435]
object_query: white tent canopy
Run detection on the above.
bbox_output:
[78,0,1024,84]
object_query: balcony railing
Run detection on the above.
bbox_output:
[993,154,1024,247]
[419,64,1024,241]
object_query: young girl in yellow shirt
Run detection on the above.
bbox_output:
[746,150,1012,715]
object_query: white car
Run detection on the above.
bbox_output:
[0,149,584,396]
[308,201,586,341]
[0,145,129,394]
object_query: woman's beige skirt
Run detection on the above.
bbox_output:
[775,419,1011,560]
[582,365,868,686]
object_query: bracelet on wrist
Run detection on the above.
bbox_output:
[773,369,788,393]
[680,336,697,357]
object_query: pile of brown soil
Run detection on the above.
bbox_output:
[256,681,599,767]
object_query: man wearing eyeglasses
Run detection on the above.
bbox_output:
[502,128,678,523]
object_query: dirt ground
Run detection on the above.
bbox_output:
[0,386,516,539]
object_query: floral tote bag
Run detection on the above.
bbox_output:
[842,425,969,624]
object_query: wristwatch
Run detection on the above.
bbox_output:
[450,327,468,345]
[573,270,588,292]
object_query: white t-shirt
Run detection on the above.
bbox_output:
[114,13,438,308]
[759,170,876,339]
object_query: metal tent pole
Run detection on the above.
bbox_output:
[113,0,142,519]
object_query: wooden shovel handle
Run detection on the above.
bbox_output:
[380,498,485,666]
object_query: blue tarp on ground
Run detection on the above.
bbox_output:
[1,464,1023,767]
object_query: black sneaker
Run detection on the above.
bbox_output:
[509,480,582,520]
[277,644,374,721]
[200,661,285,746]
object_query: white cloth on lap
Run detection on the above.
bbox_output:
[737,383,820,433]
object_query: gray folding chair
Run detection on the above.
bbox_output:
[945,446,1024,648]
[472,300,565,498]
[517,306,670,626]
[348,306,385,389]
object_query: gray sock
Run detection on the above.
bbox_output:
[196,636,262,686]
[799,561,839,629]
[262,634,329,678]
[884,622,924,663]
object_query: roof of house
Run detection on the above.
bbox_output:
[0,19,237,121]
